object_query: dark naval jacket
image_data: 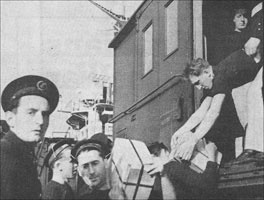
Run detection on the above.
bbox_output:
[1,131,41,199]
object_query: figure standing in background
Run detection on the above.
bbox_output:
[214,7,249,64]
[42,139,75,199]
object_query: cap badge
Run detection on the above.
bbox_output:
[37,80,48,91]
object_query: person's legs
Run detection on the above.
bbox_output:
[232,83,251,129]
[229,67,264,165]
[232,83,251,157]
[244,67,263,152]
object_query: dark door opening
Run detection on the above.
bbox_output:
[202,0,254,65]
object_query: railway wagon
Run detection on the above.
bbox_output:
[108,0,248,147]
[109,0,263,198]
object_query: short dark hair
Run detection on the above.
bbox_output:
[233,8,249,19]
[184,58,211,78]
[147,142,168,157]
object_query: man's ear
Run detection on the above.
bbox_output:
[55,161,61,170]
[5,111,15,128]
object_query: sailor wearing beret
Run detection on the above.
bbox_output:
[71,133,113,199]
[1,75,59,199]
[42,139,75,200]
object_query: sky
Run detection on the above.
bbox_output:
[0,0,143,135]
[0,0,143,117]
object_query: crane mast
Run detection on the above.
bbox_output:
[88,0,129,32]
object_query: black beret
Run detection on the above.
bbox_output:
[91,133,113,153]
[71,134,111,163]
[1,75,59,113]
[44,139,73,167]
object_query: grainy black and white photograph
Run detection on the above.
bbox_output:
[0,0,263,199]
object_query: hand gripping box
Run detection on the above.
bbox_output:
[110,138,155,200]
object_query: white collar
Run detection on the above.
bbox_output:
[252,2,262,17]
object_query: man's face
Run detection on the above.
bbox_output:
[77,150,107,189]
[189,69,213,90]
[233,12,248,31]
[6,95,50,142]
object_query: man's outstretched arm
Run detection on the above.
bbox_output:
[175,93,225,160]
[171,96,212,148]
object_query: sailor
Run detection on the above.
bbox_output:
[171,52,261,164]
[1,75,59,199]
[148,141,218,199]
[71,133,113,199]
[42,139,75,199]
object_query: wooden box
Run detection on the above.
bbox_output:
[110,138,155,199]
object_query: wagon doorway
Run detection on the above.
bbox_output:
[202,0,253,65]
